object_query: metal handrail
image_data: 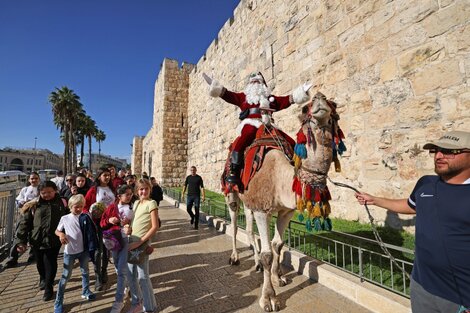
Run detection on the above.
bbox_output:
[0,182,24,256]
[162,188,413,297]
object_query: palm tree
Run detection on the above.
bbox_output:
[76,113,97,169]
[49,86,83,173]
[95,129,106,157]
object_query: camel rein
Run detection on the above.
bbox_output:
[326,176,411,280]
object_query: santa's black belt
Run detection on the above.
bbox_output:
[249,108,261,114]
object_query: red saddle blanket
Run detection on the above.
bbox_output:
[221,125,295,194]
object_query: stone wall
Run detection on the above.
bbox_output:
[138,0,469,228]
[131,136,144,175]
[184,0,469,229]
[140,59,195,186]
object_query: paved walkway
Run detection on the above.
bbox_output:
[0,199,371,313]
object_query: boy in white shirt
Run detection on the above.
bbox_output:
[54,194,96,313]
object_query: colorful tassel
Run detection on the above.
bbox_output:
[314,188,321,203]
[338,128,345,139]
[306,219,312,232]
[305,185,312,201]
[292,177,302,195]
[323,217,333,231]
[313,202,321,217]
[296,198,304,212]
[293,154,302,169]
[306,200,313,213]
[334,157,341,172]
[294,143,307,159]
[313,217,323,231]
[296,130,307,144]
[323,201,331,216]
[338,140,346,155]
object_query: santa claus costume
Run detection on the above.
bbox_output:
[208,72,310,186]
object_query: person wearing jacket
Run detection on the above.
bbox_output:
[15,181,68,301]
[100,184,134,313]
[83,167,115,291]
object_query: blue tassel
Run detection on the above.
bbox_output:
[323,217,333,231]
[297,214,304,222]
[294,143,307,159]
[306,219,312,232]
[338,141,346,155]
[313,217,323,231]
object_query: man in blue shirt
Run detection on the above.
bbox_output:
[356,130,470,313]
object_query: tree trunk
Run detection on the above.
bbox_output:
[88,135,92,170]
[80,135,85,168]
[64,126,69,174]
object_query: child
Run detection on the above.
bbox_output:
[100,184,135,313]
[54,194,96,313]
[15,181,68,301]
[84,167,116,291]
[127,178,159,313]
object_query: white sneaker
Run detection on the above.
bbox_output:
[110,301,124,313]
[127,303,143,313]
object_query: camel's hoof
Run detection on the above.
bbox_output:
[229,258,240,265]
[273,276,288,287]
[255,263,263,272]
[262,301,280,312]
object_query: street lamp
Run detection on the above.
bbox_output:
[32,137,37,172]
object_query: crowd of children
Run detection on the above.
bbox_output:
[11,165,161,313]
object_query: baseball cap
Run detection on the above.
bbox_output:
[423,130,470,150]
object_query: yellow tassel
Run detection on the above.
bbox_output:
[294,155,302,169]
[324,201,331,216]
[306,201,313,214]
[296,198,304,213]
[334,157,341,172]
[313,202,321,217]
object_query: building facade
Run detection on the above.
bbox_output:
[0,148,62,172]
[79,153,127,174]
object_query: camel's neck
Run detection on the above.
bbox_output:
[298,120,334,185]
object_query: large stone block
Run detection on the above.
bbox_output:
[409,59,463,95]
[398,41,445,75]
[422,1,469,37]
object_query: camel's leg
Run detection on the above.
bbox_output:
[254,211,280,312]
[245,206,262,271]
[227,193,240,265]
[271,209,295,287]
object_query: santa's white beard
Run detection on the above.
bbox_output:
[245,83,271,105]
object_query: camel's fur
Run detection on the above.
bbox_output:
[225,92,335,312]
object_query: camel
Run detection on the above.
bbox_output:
[225,92,342,312]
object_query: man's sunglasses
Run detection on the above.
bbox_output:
[429,148,470,159]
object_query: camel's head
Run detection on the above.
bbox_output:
[310,92,332,123]
[299,92,337,128]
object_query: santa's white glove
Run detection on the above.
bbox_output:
[292,82,311,104]
[203,73,225,98]
[303,82,312,92]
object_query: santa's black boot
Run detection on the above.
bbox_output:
[226,151,242,187]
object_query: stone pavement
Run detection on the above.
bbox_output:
[0,199,371,313]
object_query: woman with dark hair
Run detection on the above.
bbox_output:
[84,167,116,291]
[15,181,68,301]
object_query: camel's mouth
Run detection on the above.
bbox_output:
[312,108,329,115]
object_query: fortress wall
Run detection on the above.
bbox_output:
[143,59,195,185]
[185,0,469,228]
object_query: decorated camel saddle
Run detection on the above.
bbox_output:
[221,125,294,194]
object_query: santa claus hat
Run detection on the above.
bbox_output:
[248,72,267,86]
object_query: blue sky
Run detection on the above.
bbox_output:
[0,0,239,161]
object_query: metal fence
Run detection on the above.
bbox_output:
[0,183,23,255]
[163,188,414,297]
